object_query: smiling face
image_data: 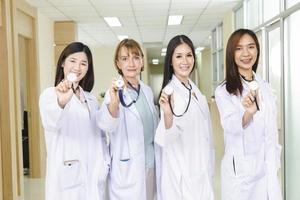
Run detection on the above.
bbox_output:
[171,42,195,82]
[62,51,88,83]
[116,47,143,80]
[234,33,258,76]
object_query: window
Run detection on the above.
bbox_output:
[247,0,260,29]
[211,24,224,91]
[286,0,300,9]
[234,4,244,29]
[284,10,300,200]
[263,0,280,22]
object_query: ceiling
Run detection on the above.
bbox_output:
[25,0,241,64]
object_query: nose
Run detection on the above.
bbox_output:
[73,62,80,70]
[128,57,134,67]
[182,56,188,64]
[242,47,250,56]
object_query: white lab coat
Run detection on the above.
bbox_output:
[215,74,282,200]
[155,75,215,200]
[39,87,109,200]
[97,81,160,200]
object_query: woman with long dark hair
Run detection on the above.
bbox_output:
[215,29,282,200]
[155,35,215,200]
[39,42,108,200]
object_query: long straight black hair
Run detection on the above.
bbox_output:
[159,35,196,100]
[54,42,94,92]
[225,29,260,96]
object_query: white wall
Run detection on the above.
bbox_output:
[222,11,234,64]
[198,48,212,98]
[90,46,118,103]
[37,11,55,92]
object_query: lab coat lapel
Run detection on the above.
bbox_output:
[122,88,141,121]
[189,80,209,117]
[80,88,94,115]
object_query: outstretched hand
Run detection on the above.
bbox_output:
[55,79,74,108]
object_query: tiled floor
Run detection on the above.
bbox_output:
[23,176,45,200]
[22,175,221,200]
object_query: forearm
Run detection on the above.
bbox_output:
[108,102,119,118]
[163,112,173,129]
[242,110,254,128]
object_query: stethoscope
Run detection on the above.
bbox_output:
[164,82,192,117]
[115,77,140,108]
[240,74,260,111]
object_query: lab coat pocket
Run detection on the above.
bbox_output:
[114,158,138,188]
[59,160,84,189]
[233,155,254,178]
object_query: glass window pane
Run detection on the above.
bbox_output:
[267,24,284,193]
[268,26,282,129]
[284,10,300,200]
[263,0,280,22]
[218,50,224,81]
[212,29,217,51]
[255,31,266,80]
[247,0,260,29]
[235,5,244,29]
[286,0,300,9]
[217,25,223,49]
[213,53,218,82]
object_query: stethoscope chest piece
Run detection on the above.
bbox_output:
[165,82,192,117]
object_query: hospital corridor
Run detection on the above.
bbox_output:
[0,0,300,199]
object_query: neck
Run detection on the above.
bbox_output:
[125,77,139,88]
[239,69,253,80]
[175,75,189,85]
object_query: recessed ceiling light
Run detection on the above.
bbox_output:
[152,59,159,65]
[161,52,166,56]
[168,15,183,25]
[104,17,122,27]
[161,48,167,53]
[117,35,128,41]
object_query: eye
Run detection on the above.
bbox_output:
[176,55,182,59]
[81,62,87,66]
[134,56,141,60]
[187,54,193,57]
[121,57,128,62]
[249,45,256,49]
[235,47,242,51]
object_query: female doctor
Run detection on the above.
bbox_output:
[215,29,282,200]
[155,35,215,200]
[97,39,159,200]
[39,42,108,200]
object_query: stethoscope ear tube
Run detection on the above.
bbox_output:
[118,89,135,108]
[117,83,140,108]
[168,82,192,117]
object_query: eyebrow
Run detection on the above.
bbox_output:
[69,57,87,63]
[174,51,193,55]
[236,42,256,46]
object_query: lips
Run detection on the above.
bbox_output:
[179,65,190,71]
[240,59,252,64]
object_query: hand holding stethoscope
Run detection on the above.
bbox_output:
[56,73,78,108]
[160,82,192,117]
[241,80,260,114]
[108,76,141,116]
